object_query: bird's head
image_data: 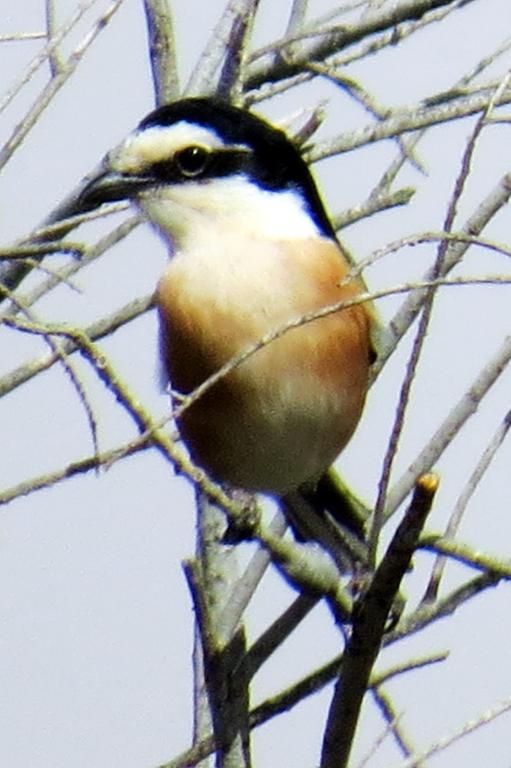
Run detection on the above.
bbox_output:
[77,98,336,244]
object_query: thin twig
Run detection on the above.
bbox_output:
[2,292,101,465]
[388,572,502,644]
[188,498,252,768]
[395,697,511,768]
[362,691,411,765]
[419,533,511,578]
[0,293,153,397]
[306,85,511,163]
[0,0,126,173]
[0,0,97,116]
[156,569,499,768]
[370,74,511,557]
[2,273,510,405]
[0,440,150,507]
[218,511,288,645]
[375,172,511,374]
[2,216,141,316]
[244,594,318,679]
[247,1,467,104]
[423,407,511,602]
[384,335,511,519]
[246,0,477,91]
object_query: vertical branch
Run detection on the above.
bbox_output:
[44,0,64,76]
[192,623,215,768]
[187,493,252,768]
[142,0,180,105]
[216,0,261,103]
[179,3,260,763]
[187,0,258,97]
[274,0,308,62]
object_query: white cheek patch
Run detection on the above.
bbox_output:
[140,176,321,242]
[110,121,228,174]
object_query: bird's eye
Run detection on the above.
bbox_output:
[174,145,210,177]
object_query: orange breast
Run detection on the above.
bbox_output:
[156,235,372,493]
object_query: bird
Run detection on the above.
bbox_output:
[74,97,374,547]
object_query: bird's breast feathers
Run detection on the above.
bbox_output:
[156,231,371,492]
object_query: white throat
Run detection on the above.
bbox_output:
[138,174,322,248]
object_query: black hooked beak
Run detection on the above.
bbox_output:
[47,160,157,226]
[76,166,153,213]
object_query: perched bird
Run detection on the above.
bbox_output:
[76,98,374,544]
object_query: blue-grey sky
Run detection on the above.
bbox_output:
[1,2,511,766]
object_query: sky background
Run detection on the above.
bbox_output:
[1,1,511,766]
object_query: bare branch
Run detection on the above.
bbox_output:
[0,0,126,174]
[334,187,416,228]
[244,594,318,678]
[0,293,154,398]
[247,1,469,104]
[217,0,261,102]
[0,32,47,43]
[307,85,511,162]
[218,511,288,645]
[0,0,97,116]
[0,438,150,507]
[246,0,478,91]
[363,690,411,765]
[420,532,511,578]
[376,172,511,373]
[142,0,180,104]
[44,0,63,76]
[2,272,509,406]
[385,335,511,519]
[3,216,140,315]
[320,474,438,768]
[395,697,511,767]
[423,407,511,602]
[388,572,502,643]
[186,503,252,768]
[186,0,258,96]
[369,81,499,561]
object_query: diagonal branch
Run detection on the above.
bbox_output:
[245,0,478,90]
[384,335,511,519]
[320,474,439,768]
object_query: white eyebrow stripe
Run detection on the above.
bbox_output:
[111,121,249,174]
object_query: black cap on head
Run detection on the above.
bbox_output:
[138,98,337,240]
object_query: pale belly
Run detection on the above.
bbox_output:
[174,339,362,494]
[156,233,371,494]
